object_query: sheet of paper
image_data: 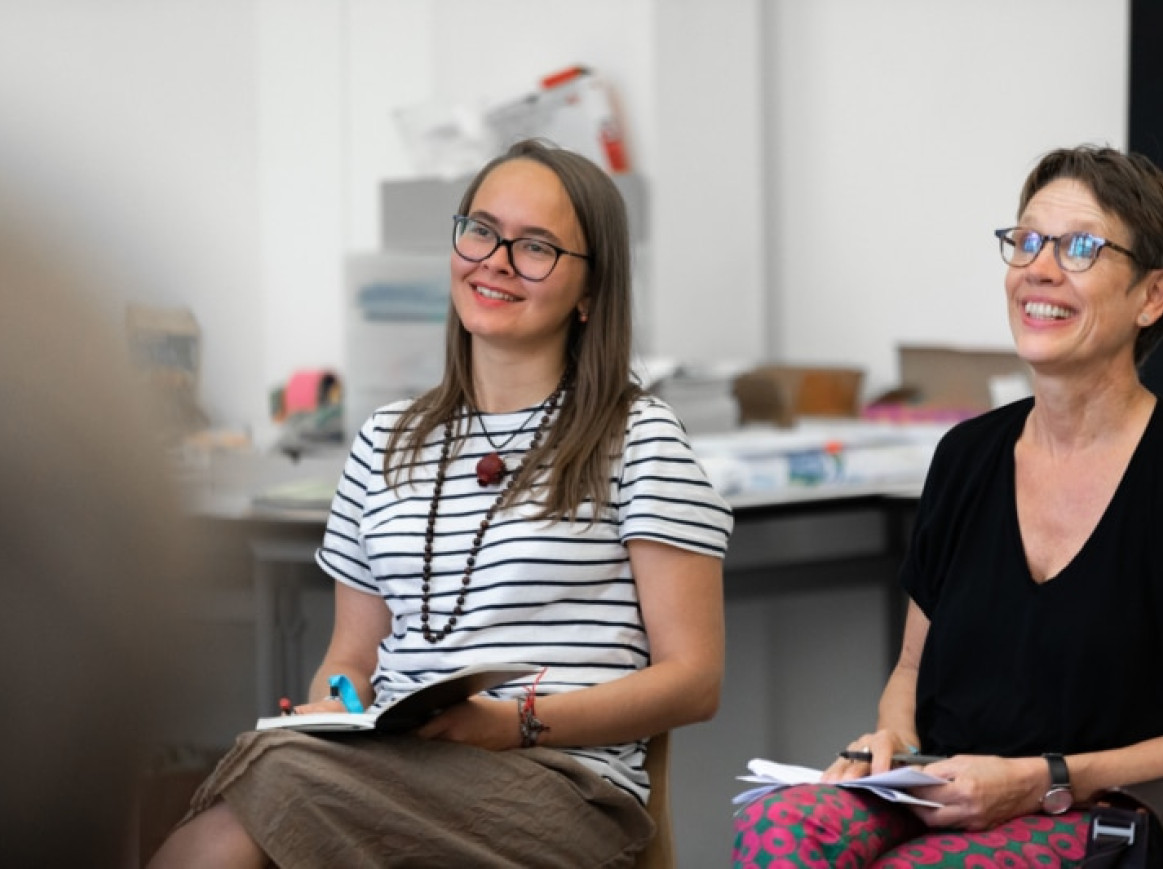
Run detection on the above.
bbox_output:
[735,757,946,809]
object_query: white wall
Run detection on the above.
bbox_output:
[765,0,1129,397]
[1,0,1130,431]
[0,0,772,436]
[339,0,768,365]
[0,0,265,428]
[650,0,767,367]
[256,0,345,431]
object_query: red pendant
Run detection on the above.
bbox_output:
[475,452,506,486]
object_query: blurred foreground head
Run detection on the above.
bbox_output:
[0,214,193,863]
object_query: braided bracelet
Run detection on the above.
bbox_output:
[517,670,551,748]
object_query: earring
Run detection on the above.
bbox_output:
[1140,314,1152,326]
[579,310,589,324]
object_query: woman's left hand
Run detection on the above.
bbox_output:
[907,755,1047,830]
[414,696,520,750]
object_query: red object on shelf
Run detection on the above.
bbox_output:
[283,369,340,415]
[540,65,589,89]
[600,125,629,173]
[531,66,630,174]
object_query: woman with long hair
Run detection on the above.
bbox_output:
[151,139,733,868]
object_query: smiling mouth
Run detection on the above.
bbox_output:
[474,284,520,302]
[1024,301,1073,320]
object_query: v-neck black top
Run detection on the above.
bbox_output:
[902,397,1163,757]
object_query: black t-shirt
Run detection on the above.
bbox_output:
[902,397,1163,757]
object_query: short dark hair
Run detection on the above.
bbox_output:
[1018,145,1163,366]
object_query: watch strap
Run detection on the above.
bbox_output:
[1040,752,1073,814]
[1043,752,1070,789]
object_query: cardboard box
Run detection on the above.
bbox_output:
[896,344,1028,409]
[865,344,1031,422]
[733,366,864,427]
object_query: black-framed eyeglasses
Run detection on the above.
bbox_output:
[994,226,1140,273]
[452,215,590,282]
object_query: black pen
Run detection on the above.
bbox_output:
[838,750,947,765]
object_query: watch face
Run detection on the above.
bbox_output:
[1042,786,1073,815]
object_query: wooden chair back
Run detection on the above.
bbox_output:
[633,732,675,869]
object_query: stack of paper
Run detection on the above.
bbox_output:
[734,758,945,808]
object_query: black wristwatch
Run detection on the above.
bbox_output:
[1040,753,1073,815]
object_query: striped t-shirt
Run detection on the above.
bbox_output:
[315,393,733,803]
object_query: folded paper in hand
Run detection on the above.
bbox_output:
[256,663,538,735]
[734,758,946,808]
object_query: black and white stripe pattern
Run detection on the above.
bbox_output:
[316,393,733,803]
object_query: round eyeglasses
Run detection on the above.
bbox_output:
[452,215,590,282]
[994,226,1140,273]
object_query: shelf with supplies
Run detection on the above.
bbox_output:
[181,416,943,526]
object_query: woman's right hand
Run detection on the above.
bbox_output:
[290,696,348,715]
[820,729,913,781]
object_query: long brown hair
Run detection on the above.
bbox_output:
[383,139,642,520]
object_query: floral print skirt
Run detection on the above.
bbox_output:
[733,784,1089,867]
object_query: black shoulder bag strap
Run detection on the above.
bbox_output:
[1083,778,1163,869]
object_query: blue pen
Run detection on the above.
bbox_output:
[328,674,365,713]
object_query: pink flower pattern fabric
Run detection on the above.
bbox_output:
[733,785,1088,867]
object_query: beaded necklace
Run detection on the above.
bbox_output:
[420,383,565,644]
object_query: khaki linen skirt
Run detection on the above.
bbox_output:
[183,729,654,868]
